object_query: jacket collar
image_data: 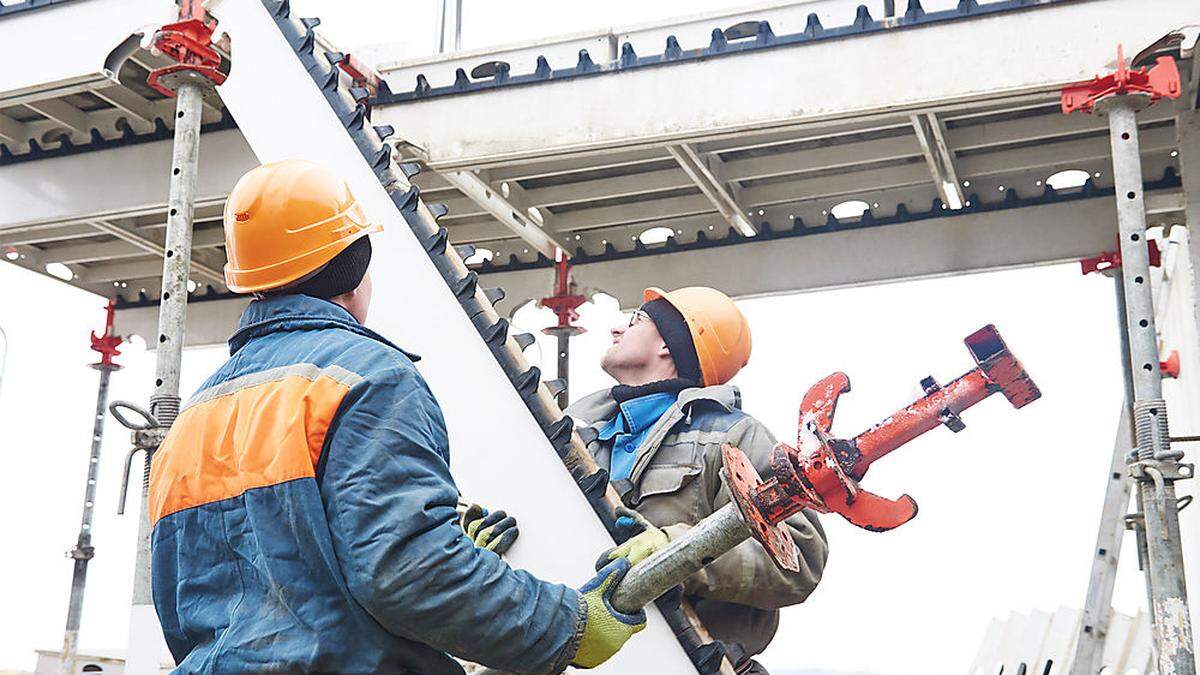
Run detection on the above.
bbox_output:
[228,294,420,361]
[571,383,741,427]
[598,390,679,441]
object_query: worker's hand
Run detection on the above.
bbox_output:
[597,506,669,568]
[459,503,519,555]
[571,557,646,668]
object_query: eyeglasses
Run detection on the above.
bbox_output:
[626,309,650,328]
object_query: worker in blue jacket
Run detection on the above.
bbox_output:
[148,159,654,674]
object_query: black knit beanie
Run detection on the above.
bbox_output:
[642,298,703,385]
[293,236,372,299]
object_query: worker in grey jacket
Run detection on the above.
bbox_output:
[566,287,828,673]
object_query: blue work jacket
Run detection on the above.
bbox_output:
[149,294,584,674]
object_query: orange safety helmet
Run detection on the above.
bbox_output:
[644,286,751,386]
[222,159,382,293]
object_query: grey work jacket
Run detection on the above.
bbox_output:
[567,384,828,656]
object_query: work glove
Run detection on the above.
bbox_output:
[597,506,670,568]
[572,557,646,669]
[459,503,519,555]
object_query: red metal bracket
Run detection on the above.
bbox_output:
[1161,350,1181,379]
[721,325,1040,570]
[146,0,227,97]
[90,300,123,370]
[1061,45,1181,115]
[539,257,587,336]
[333,53,382,97]
[1080,238,1161,276]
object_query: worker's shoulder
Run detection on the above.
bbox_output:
[309,325,422,379]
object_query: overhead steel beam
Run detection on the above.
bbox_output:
[0,112,31,151]
[25,98,91,137]
[666,144,756,236]
[91,85,164,129]
[89,220,226,286]
[39,228,226,264]
[373,0,1200,168]
[911,113,965,209]
[437,168,572,258]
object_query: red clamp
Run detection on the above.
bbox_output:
[1061,45,1181,115]
[1080,238,1161,276]
[90,300,124,370]
[721,325,1040,571]
[147,0,228,97]
[333,53,382,97]
[539,257,587,337]
[1161,350,1181,379]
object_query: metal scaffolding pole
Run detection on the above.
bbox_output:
[60,302,123,675]
[122,77,204,675]
[1102,93,1196,673]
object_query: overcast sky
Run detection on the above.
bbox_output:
[1,1,1192,673]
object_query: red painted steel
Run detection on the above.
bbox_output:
[90,300,123,370]
[540,257,587,334]
[146,0,227,97]
[722,325,1040,567]
[1061,45,1181,115]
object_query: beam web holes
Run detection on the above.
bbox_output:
[500,182,510,198]
[187,279,198,293]
[1127,191,1136,200]
[156,378,163,386]
[830,200,870,220]
[158,335,166,343]
[163,292,170,300]
[177,111,184,118]
[44,262,73,280]
[1046,169,1089,190]
[1140,319,1149,327]
[173,168,180,175]
[639,226,674,245]
[1131,233,1140,241]
[1144,363,1153,371]
[1121,132,1130,140]
[1135,276,1143,284]
[166,250,174,257]
[170,208,177,216]
[4,250,18,261]
[464,247,494,265]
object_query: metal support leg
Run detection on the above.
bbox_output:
[1101,94,1196,674]
[60,363,117,675]
[555,332,570,409]
[124,80,203,675]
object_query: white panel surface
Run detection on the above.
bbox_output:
[207,1,694,672]
[374,0,1200,168]
[0,0,173,104]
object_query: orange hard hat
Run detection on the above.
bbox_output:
[222,159,381,293]
[643,286,751,386]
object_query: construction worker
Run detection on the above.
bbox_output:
[147,159,660,674]
[567,287,829,674]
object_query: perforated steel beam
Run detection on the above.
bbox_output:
[666,143,756,236]
[911,112,965,209]
[438,168,572,257]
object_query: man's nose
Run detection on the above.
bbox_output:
[611,324,625,338]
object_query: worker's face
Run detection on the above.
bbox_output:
[601,309,676,384]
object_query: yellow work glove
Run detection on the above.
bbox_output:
[597,506,670,568]
[572,557,646,669]
[459,503,519,555]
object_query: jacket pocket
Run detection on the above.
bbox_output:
[632,464,702,504]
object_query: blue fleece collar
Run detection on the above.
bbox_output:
[599,391,678,482]
[228,294,420,361]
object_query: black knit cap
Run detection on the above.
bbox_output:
[291,235,372,300]
[642,298,703,385]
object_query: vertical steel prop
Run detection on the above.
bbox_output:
[59,302,123,675]
[115,3,227,672]
[1063,47,1194,673]
[540,256,586,409]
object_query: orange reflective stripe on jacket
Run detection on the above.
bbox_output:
[149,363,363,525]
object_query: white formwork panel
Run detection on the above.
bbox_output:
[0,0,173,106]
[373,0,1200,168]
[206,1,696,673]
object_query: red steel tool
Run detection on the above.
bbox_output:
[722,324,1040,570]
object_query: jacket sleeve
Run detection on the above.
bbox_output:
[318,363,585,674]
[663,416,828,610]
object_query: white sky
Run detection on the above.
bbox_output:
[1,1,1193,673]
